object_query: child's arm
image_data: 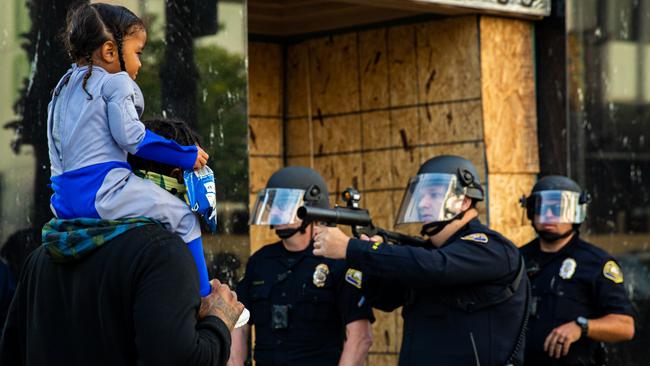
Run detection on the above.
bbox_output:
[134,129,207,170]
[103,74,205,170]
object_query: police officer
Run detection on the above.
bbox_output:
[228,166,374,366]
[519,176,634,366]
[313,155,529,366]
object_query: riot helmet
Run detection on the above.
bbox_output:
[396,155,483,236]
[520,175,590,225]
[250,166,329,239]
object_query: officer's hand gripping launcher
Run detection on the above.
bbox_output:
[297,188,427,247]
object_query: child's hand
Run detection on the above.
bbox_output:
[194,147,209,169]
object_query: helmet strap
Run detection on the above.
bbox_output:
[274,221,309,240]
[420,210,467,237]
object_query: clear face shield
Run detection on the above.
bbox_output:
[531,190,587,224]
[249,188,306,226]
[395,173,466,225]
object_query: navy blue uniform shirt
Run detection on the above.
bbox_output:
[347,218,528,366]
[520,234,633,366]
[236,241,374,366]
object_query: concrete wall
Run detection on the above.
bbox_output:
[247,14,539,364]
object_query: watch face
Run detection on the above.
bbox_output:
[577,316,588,325]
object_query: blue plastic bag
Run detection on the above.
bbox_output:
[184,166,218,232]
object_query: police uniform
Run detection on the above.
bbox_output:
[520,233,633,366]
[236,241,374,366]
[347,218,528,366]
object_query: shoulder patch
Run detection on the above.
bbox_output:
[345,268,363,289]
[461,233,488,244]
[603,260,624,284]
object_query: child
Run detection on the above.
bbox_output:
[47,3,211,296]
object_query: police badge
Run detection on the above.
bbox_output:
[313,263,329,287]
[559,258,577,279]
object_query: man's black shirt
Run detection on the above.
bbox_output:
[0,225,231,366]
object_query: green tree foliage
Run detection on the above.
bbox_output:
[137,34,248,203]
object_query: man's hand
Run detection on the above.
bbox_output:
[194,147,209,169]
[199,279,244,331]
[543,320,582,358]
[313,225,351,259]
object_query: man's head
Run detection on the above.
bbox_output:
[249,166,329,240]
[521,175,590,242]
[128,118,201,199]
[396,155,484,236]
[396,155,483,237]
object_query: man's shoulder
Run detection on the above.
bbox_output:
[116,224,184,245]
[572,236,615,263]
[459,219,516,249]
[519,239,539,255]
[248,241,283,260]
[106,225,189,262]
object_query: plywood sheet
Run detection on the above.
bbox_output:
[362,191,396,231]
[487,173,537,246]
[391,146,421,190]
[286,156,313,169]
[416,16,481,104]
[308,33,361,115]
[419,101,483,144]
[314,114,362,155]
[285,118,312,157]
[286,42,310,118]
[361,111,392,150]
[367,310,399,353]
[249,117,283,156]
[419,141,487,185]
[387,24,418,107]
[249,225,280,254]
[479,16,539,174]
[314,153,363,197]
[248,42,283,117]
[249,156,283,193]
[366,354,399,366]
[359,28,390,110]
[390,107,420,149]
[362,150,394,191]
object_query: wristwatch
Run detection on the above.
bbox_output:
[576,316,589,338]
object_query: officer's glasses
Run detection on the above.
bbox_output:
[533,190,586,224]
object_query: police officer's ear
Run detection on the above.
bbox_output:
[461,196,473,211]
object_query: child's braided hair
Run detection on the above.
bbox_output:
[62,2,144,99]
[128,118,203,175]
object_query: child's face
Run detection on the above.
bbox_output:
[121,29,147,80]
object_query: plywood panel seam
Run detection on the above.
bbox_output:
[249,114,284,119]
[284,97,482,120]
[285,139,484,158]
[250,153,284,158]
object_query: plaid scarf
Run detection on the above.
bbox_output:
[42,217,159,263]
